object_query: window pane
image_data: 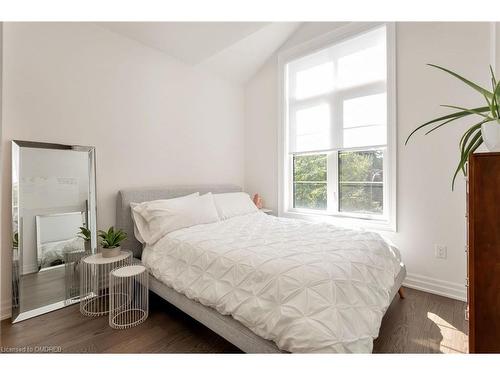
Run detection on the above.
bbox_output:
[294,104,331,152]
[337,44,386,88]
[338,150,383,215]
[293,154,327,210]
[343,93,386,128]
[295,62,334,99]
[343,125,386,148]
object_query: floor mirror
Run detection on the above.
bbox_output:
[11,140,97,323]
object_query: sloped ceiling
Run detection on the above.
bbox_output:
[97,22,301,84]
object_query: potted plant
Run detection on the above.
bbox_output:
[98,226,127,258]
[77,226,92,251]
[406,64,500,190]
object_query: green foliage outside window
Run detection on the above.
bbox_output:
[293,154,327,209]
[292,150,384,214]
[339,150,383,214]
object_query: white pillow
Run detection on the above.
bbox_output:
[131,192,220,245]
[213,192,258,220]
[130,193,199,244]
[130,202,146,244]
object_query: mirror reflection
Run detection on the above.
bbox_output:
[12,141,97,322]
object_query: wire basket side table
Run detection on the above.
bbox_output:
[80,251,132,317]
[109,262,149,329]
[64,249,90,306]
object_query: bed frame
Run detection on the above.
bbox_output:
[116,184,407,353]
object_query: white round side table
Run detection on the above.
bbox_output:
[80,251,132,317]
[64,249,90,306]
[109,262,149,329]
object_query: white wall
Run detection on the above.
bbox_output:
[496,23,500,72]
[1,22,245,318]
[244,22,492,301]
[244,59,279,211]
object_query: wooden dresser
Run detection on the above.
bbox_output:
[467,152,500,353]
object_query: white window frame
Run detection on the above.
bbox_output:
[278,22,397,232]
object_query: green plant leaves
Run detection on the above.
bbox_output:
[404,106,489,145]
[406,64,500,191]
[77,226,92,241]
[440,105,492,119]
[459,121,485,151]
[491,80,500,118]
[98,226,127,248]
[427,64,493,100]
[452,129,484,190]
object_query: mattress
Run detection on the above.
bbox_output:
[142,212,403,353]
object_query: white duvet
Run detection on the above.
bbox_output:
[142,212,402,353]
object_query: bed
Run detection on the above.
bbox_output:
[116,184,406,353]
[36,212,86,270]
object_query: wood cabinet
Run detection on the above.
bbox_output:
[468,152,500,353]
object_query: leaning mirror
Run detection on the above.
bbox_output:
[11,141,97,323]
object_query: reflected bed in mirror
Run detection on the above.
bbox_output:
[11,140,97,323]
[36,212,86,271]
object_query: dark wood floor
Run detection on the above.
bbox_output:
[20,266,66,311]
[373,288,468,353]
[0,287,468,353]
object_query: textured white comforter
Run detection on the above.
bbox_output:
[142,212,402,353]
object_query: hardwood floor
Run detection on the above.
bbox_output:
[373,288,468,353]
[0,287,468,353]
[20,266,66,311]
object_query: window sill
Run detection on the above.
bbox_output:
[280,210,396,232]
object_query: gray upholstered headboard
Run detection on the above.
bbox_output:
[116,184,242,258]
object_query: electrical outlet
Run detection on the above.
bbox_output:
[435,245,447,259]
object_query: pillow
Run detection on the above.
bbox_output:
[213,192,258,220]
[130,193,199,244]
[131,192,220,245]
[130,202,146,244]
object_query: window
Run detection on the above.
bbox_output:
[293,153,327,209]
[280,24,396,229]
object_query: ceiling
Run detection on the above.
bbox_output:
[97,22,301,84]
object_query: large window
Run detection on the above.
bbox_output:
[281,24,395,228]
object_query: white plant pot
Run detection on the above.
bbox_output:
[481,121,500,151]
[101,246,121,258]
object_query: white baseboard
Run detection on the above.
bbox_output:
[403,273,467,302]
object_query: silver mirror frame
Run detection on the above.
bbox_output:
[11,140,97,323]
